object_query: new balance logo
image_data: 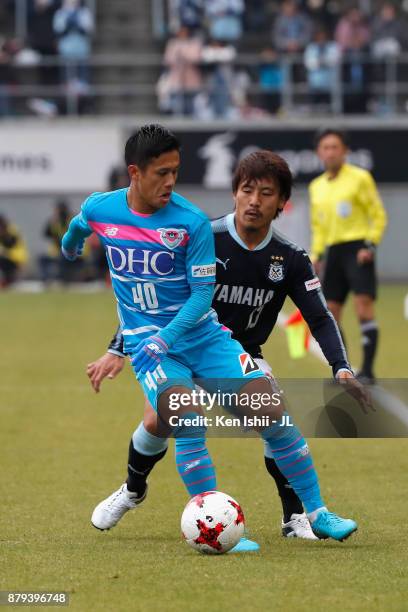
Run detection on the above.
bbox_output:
[184,460,201,472]
[298,444,310,457]
[105,226,119,236]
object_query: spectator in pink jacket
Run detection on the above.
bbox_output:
[335,6,370,52]
[163,26,203,116]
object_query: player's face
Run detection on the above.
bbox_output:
[129,149,180,210]
[233,177,286,231]
[317,135,347,172]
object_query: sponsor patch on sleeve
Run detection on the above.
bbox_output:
[192,264,216,278]
[304,277,321,291]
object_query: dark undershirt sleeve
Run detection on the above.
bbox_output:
[107,326,125,357]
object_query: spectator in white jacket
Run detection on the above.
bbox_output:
[53,0,93,88]
[204,0,244,43]
[304,28,340,108]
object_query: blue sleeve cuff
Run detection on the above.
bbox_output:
[62,214,92,252]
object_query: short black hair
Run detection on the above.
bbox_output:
[314,128,349,149]
[125,124,180,169]
[232,150,292,201]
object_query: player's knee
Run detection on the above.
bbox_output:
[172,411,207,440]
[240,377,284,420]
[157,387,205,434]
[143,408,158,435]
[355,295,375,320]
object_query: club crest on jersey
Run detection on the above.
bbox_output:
[268,256,284,282]
[157,228,187,249]
[239,353,260,376]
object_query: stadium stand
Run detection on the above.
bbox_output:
[91,0,162,115]
[1,0,407,117]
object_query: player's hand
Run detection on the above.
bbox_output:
[61,237,84,261]
[356,248,374,265]
[336,370,374,414]
[131,335,169,374]
[87,352,125,393]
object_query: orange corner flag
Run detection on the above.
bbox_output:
[284,309,310,359]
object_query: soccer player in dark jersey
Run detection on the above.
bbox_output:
[310,129,387,383]
[87,149,369,540]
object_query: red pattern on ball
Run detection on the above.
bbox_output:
[192,491,216,508]
[228,499,245,525]
[194,519,225,550]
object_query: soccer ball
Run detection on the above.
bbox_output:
[181,491,245,554]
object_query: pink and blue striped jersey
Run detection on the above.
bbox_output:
[77,188,217,348]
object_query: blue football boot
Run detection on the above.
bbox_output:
[228,537,260,553]
[311,511,357,541]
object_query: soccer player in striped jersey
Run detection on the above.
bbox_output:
[63,126,366,546]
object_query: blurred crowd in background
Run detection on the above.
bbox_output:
[0,0,408,117]
[0,166,129,288]
[0,0,94,116]
[160,0,408,117]
[0,203,106,288]
[1,0,407,286]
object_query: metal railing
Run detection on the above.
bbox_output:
[1,52,407,117]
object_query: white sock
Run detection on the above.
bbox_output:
[307,506,328,523]
[124,483,138,498]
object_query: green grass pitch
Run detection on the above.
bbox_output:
[1,285,408,612]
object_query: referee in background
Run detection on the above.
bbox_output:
[309,129,387,383]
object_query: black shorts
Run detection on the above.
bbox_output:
[322,240,377,304]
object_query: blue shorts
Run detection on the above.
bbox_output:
[130,319,266,411]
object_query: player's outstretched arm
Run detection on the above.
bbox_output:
[61,213,92,261]
[298,295,373,413]
[87,326,126,393]
[107,326,125,357]
[87,352,125,393]
[288,253,373,412]
[289,253,351,376]
[131,217,216,374]
[131,283,214,374]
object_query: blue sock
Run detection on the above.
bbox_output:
[174,414,216,496]
[262,416,324,514]
[175,437,217,496]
